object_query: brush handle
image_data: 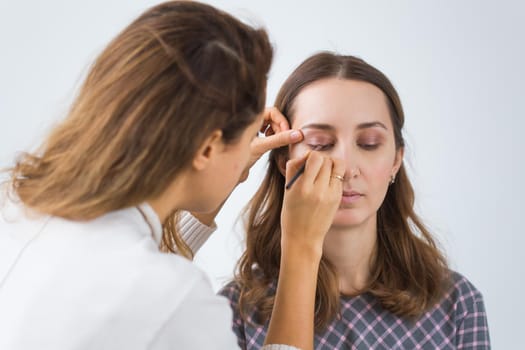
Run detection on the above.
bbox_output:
[285,163,306,190]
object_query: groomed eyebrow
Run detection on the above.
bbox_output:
[301,121,388,131]
[301,123,336,131]
[356,121,388,130]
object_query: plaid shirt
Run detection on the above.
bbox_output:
[219,271,490,349]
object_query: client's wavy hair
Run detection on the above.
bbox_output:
[236,52,449,331]
[6,1,273,258]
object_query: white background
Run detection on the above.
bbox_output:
[1,1,523,348]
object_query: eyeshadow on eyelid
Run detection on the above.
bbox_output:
[358,130,385,140]
[304,136,334,143]
[359,136,381,144]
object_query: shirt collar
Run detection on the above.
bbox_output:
[136,202,163,245]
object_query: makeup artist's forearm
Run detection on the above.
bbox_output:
[264,246,322,350]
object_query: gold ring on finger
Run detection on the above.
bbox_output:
[332,174,344,182]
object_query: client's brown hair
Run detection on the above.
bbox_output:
[236,52,449,331]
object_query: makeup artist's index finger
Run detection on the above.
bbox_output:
[252,129,303,157]
[301,152,325,185]
[261,107,290,135]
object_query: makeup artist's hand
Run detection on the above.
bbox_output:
[265,151,343,349]
[280,151,344,257]
[239,107,303,182]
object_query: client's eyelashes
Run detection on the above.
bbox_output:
[307,144,334,151]
[358,143,380,150]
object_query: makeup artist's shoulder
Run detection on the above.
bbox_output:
[96,227,219,316]
[89,208,214,290]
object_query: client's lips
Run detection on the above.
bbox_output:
[341,190,363,204]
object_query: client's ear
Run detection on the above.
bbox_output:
[192,129,223,171]
[275,151,288,177]
[392,146,405,175]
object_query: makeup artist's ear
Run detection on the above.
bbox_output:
[392,147,405,175]
[192,129,223,171]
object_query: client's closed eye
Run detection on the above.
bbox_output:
[307,143,334,151]
[358,143,380,150]
[357,132,384,151]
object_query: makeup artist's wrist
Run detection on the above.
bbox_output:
[280,239,323,265]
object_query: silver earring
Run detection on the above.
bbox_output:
[390,174,396,184]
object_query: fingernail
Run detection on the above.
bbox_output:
[290,130,302,141]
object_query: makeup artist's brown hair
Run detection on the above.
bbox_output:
[6,1,272,257]
[235,52,449,330]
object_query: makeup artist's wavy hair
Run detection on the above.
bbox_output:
[235,52,449,331]
[5,1,272,258]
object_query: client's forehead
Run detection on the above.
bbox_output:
[291,78,391,130]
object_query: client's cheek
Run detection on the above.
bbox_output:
[289,143,310,158]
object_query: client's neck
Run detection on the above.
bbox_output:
[323,215,377,295]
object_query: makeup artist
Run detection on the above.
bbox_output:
[0,1,344,350]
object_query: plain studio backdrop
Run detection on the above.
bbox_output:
[1,0,523,348]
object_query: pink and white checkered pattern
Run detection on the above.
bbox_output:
[219,271,490,349]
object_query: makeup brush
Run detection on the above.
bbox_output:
[285,163,306,190]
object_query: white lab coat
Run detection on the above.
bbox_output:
[0,201,290,350]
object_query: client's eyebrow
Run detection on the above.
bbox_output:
[356,121,388,130]
[301,123,336,131]
[300,121,388,131]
